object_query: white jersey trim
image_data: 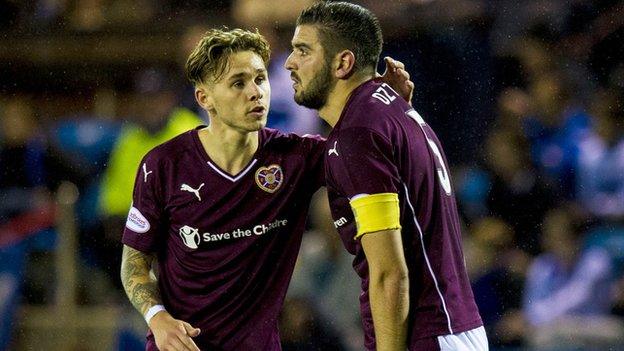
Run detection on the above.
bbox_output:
[349,193,369,201]
[402,182,453,334]
[206,159,258,182]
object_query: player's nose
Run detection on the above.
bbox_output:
[248,82,264,101]
[284,51,296,71]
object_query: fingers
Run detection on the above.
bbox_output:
[406,80,415,105]
[162,336,187,351]
[156,320,201,351]
[159,331,196,351]
[176,333,201,351]
[384,56,406,71]
[384,56,394,71]
[176,323,200,351]
[406,80,415,91]
[398,67,410,81]
[183,322,201,337]
[383,57,410,83]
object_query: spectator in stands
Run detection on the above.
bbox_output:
[522,71,591,196]
[484,128,555,253]
[577,87,624,220]
[523,204,623,349]
[0,95,83,350]
[455,87,532,223]
[466,217,528,348]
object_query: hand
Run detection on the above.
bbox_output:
[149,311,201,351]
[378,56,415,105]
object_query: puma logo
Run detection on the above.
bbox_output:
[180,183,205,201]
[328,141,339,156]
[142,163,153,182]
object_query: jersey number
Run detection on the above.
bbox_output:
[372,83,397,105]
[406,110,452,195]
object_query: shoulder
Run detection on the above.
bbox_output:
[340,80,409,134]
[262,128,326,153]
[329,126,392,155]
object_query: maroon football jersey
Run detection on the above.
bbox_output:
[122,127,325,350]
[324,80,482,350]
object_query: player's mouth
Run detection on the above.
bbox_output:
[248,105,266,118]
[290,74,300,89]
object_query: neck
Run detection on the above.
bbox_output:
[199,121,258,175]
[319,73,374,127]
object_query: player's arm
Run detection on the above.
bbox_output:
[120,245,201,351]
[120,245,162,316]
[352,194,409,351]
[328,128,408,349]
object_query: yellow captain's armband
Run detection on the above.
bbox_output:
[350,193,401,239]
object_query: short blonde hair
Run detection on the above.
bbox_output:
[185,28,271,86]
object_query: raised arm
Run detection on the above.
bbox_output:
[120,245,201,351]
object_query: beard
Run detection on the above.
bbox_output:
[293,60,334,110]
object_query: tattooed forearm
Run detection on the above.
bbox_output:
[120,245,162,316]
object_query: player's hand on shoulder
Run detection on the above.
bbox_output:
[378,56,415,106]
[149,310,201,351]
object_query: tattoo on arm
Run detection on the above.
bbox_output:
[120,245,162,316]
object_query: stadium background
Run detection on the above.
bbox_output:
[1,0,623,350]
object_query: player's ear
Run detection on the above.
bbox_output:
[335,50,356,79]
[195,85,214,111]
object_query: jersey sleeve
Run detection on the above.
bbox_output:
[121,152,167,253]
[301,134,327,189]
[326,127,399,198]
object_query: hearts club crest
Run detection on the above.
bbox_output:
[255,164,283,193]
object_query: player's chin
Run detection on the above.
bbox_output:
[247,118,266,131]
[293,91,305,105]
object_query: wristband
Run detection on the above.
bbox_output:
[145,304,166,325]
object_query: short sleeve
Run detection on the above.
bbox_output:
[121,153,167,253]
[325,128,399,198]
[301,134,327,189]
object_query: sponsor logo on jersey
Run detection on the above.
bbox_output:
[126,206,150,233]
[179,225,201,249]
[255,164,283,193]
[334,217,348,228]
[178,219,288,249]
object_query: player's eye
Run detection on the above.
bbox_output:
[293,46,307,56]
[232,81,244,88]
[255,76,266,84]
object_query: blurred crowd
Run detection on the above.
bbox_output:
[1,0,623,350]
